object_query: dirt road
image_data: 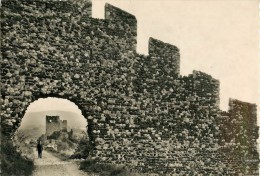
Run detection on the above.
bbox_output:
[32,150,89,176]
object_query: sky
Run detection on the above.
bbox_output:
[27,97,82,113]
[26,1,258,125]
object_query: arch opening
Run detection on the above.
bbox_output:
[13,97,91,160]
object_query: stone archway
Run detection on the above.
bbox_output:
[2,89,97,151]
[13,96,90,159]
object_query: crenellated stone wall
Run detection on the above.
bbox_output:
[220,99,259,175]
[1,0,259,175]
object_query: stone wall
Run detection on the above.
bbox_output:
[62,120,68,131]
[1,0,259,175]
[220,99,259,175]
[46,115,68,136]
[46,115,61,136]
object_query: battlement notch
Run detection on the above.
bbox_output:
[148,38,180,78]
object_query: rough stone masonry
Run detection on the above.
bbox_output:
[46,115,67,136]
[1,0,259,175]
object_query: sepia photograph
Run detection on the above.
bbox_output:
[1,0,259,175]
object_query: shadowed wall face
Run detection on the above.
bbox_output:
[220,100,259,175]
[1,0,259,175]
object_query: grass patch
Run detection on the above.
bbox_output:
[1,133,35,176]
[79,159,144,176]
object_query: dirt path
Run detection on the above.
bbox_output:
[32,150,89,176]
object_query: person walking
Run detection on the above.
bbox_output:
[37,141,43,158]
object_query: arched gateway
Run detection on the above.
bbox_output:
[1,0,259,175]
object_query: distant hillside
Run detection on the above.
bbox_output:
[16,126,45,140]
[19,110,88,131]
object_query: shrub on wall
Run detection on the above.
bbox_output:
[70,137,92,159]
